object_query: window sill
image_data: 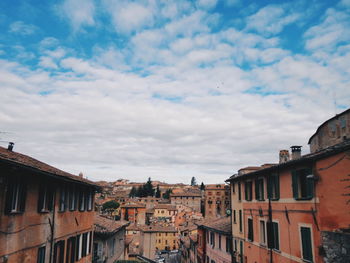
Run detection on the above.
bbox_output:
[272,249,281,253]
[295,197,313,201]
[7,211,24,215]
[38,210,51,213]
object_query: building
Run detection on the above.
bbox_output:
[204,184,230,218]
[226,109,350,263]
[170,191,202,213]
[153,204,178,223]
[140,225,178,259]
[197,217,232,263]
[93,215,129,263]
[120,203,146,225]
[0,144,100,263]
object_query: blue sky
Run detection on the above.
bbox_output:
[1,0,350,183]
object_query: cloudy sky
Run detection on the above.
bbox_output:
[1,0,350,184]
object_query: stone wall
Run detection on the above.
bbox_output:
[321,231,350,263]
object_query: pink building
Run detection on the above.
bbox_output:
[198,217,232,263]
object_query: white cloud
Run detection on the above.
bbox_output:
[9,21,38,35]
[59,0,95,31]
[103,0,155,34]
[39,57,58,69]
[196,0,218,10]
[245,5,300,36]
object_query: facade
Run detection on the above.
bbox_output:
[120,203,146,225]
[93,215,129,263]
[204,184,230,218]
[153,204,177,223]
[227,110,350,263]
[141,226,178,259]
[308,108,350,153]
[0,145,99,263]
[197,217,232,263]
[170,191,202,213]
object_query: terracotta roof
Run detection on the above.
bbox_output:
[121,203,146,208]
[226,140,350,182]
[154,204,177,210]
[140,225,177,233]
[126,224,141,231]
[198,217,231,235]
[94,215,129,235]
[0,146,99,188]
[170,191,201,197]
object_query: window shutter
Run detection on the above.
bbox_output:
[5,177,14,215]
[254,179,259,200]
[273,223,279,250]
[19,179,27,212]
[305,168,314,199]
[301,227,313,261]
[275,175,280,199]
[267,176,272,199]
[37,184,45,213]
[47,185,55,211]
[291,171,298,199]
[266,222,274,249]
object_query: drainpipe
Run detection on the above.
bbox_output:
[49,188,57,263]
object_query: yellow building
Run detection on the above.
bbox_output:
[141,226,178,259]
[154,204,177,221]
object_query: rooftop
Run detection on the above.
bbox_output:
[0,146,99,188]
[94,215,129,236]
[140,225,177,233]
[198,217,231,235]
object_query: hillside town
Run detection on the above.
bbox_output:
[1,108,350,263]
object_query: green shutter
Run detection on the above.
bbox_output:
[4,177,15,215]
[301,227,313,261]
[267,222,273,248]
[305,168,314,199]
[275,175,280,199]
[19,179,27,212]
[273,222,279,250]
[255,179,259,200]
[292,170,298,199]
[267,176,272,199]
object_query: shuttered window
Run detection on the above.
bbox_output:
[38,181,54,213]
[247,218,253,241]
[292,168,314,200]
[239,210,242,232]
[66,236,76,263]
[301,227,313,262]
[53,240,65,263]
[255,178,264,201]
[238,182,241,201]
[5,176,27,214]
[267,174,279,200]
[267,221,279,250]
[245,181,252,201]
[37,246,46,263]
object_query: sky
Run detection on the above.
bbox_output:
[1,0,350,184]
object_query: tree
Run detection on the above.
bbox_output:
[200,182,205,190]
[102,200,120,211]
[191,177,197,186]
[144,177,155,197]
[129,186,137,197]
[155,185,161,198]
[163,189,172,199]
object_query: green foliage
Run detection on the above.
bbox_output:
[163,189,172,199]
[115,260,140,263]
[191,176,197,186]
[155,185,161,198]
[134,177,155,198]
[102,200,120,211]
[129,186,137,197]
[200,182,205,190]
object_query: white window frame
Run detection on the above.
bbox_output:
[259,219,266,246]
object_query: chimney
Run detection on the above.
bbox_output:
[279,150,290,163]
[7,142,14,151]
[290,146,302,160]
[79,172,84,178]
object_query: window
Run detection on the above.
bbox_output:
[219,234,221,249]
[247,218,253,241]
[300,227,313,262]
[37,246,46,263]
[232,183,235,193]
[68,187,76,211]
[78,188,85,211]
[259,220,266,245]
[53,240,65,263]
[239,241,243,263]
[66,237,76,263]
[245,181,252,201]
[267,222,279,250]
[76,234,82,261]
[38,183,54,213]
[82,233,88,257]
[239,210,242,232]
[86,190,93,211]
[255,178,264,201]
[234,239,237,252]
[226,236,231,253]
[267,174,279,200]
[59,186,67,212]
[210,232,215,248]
[292,168,313,200]
[5,176,27,214]
[211,260,216,263]
[238,182,241,201]
[233,210,236,224]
